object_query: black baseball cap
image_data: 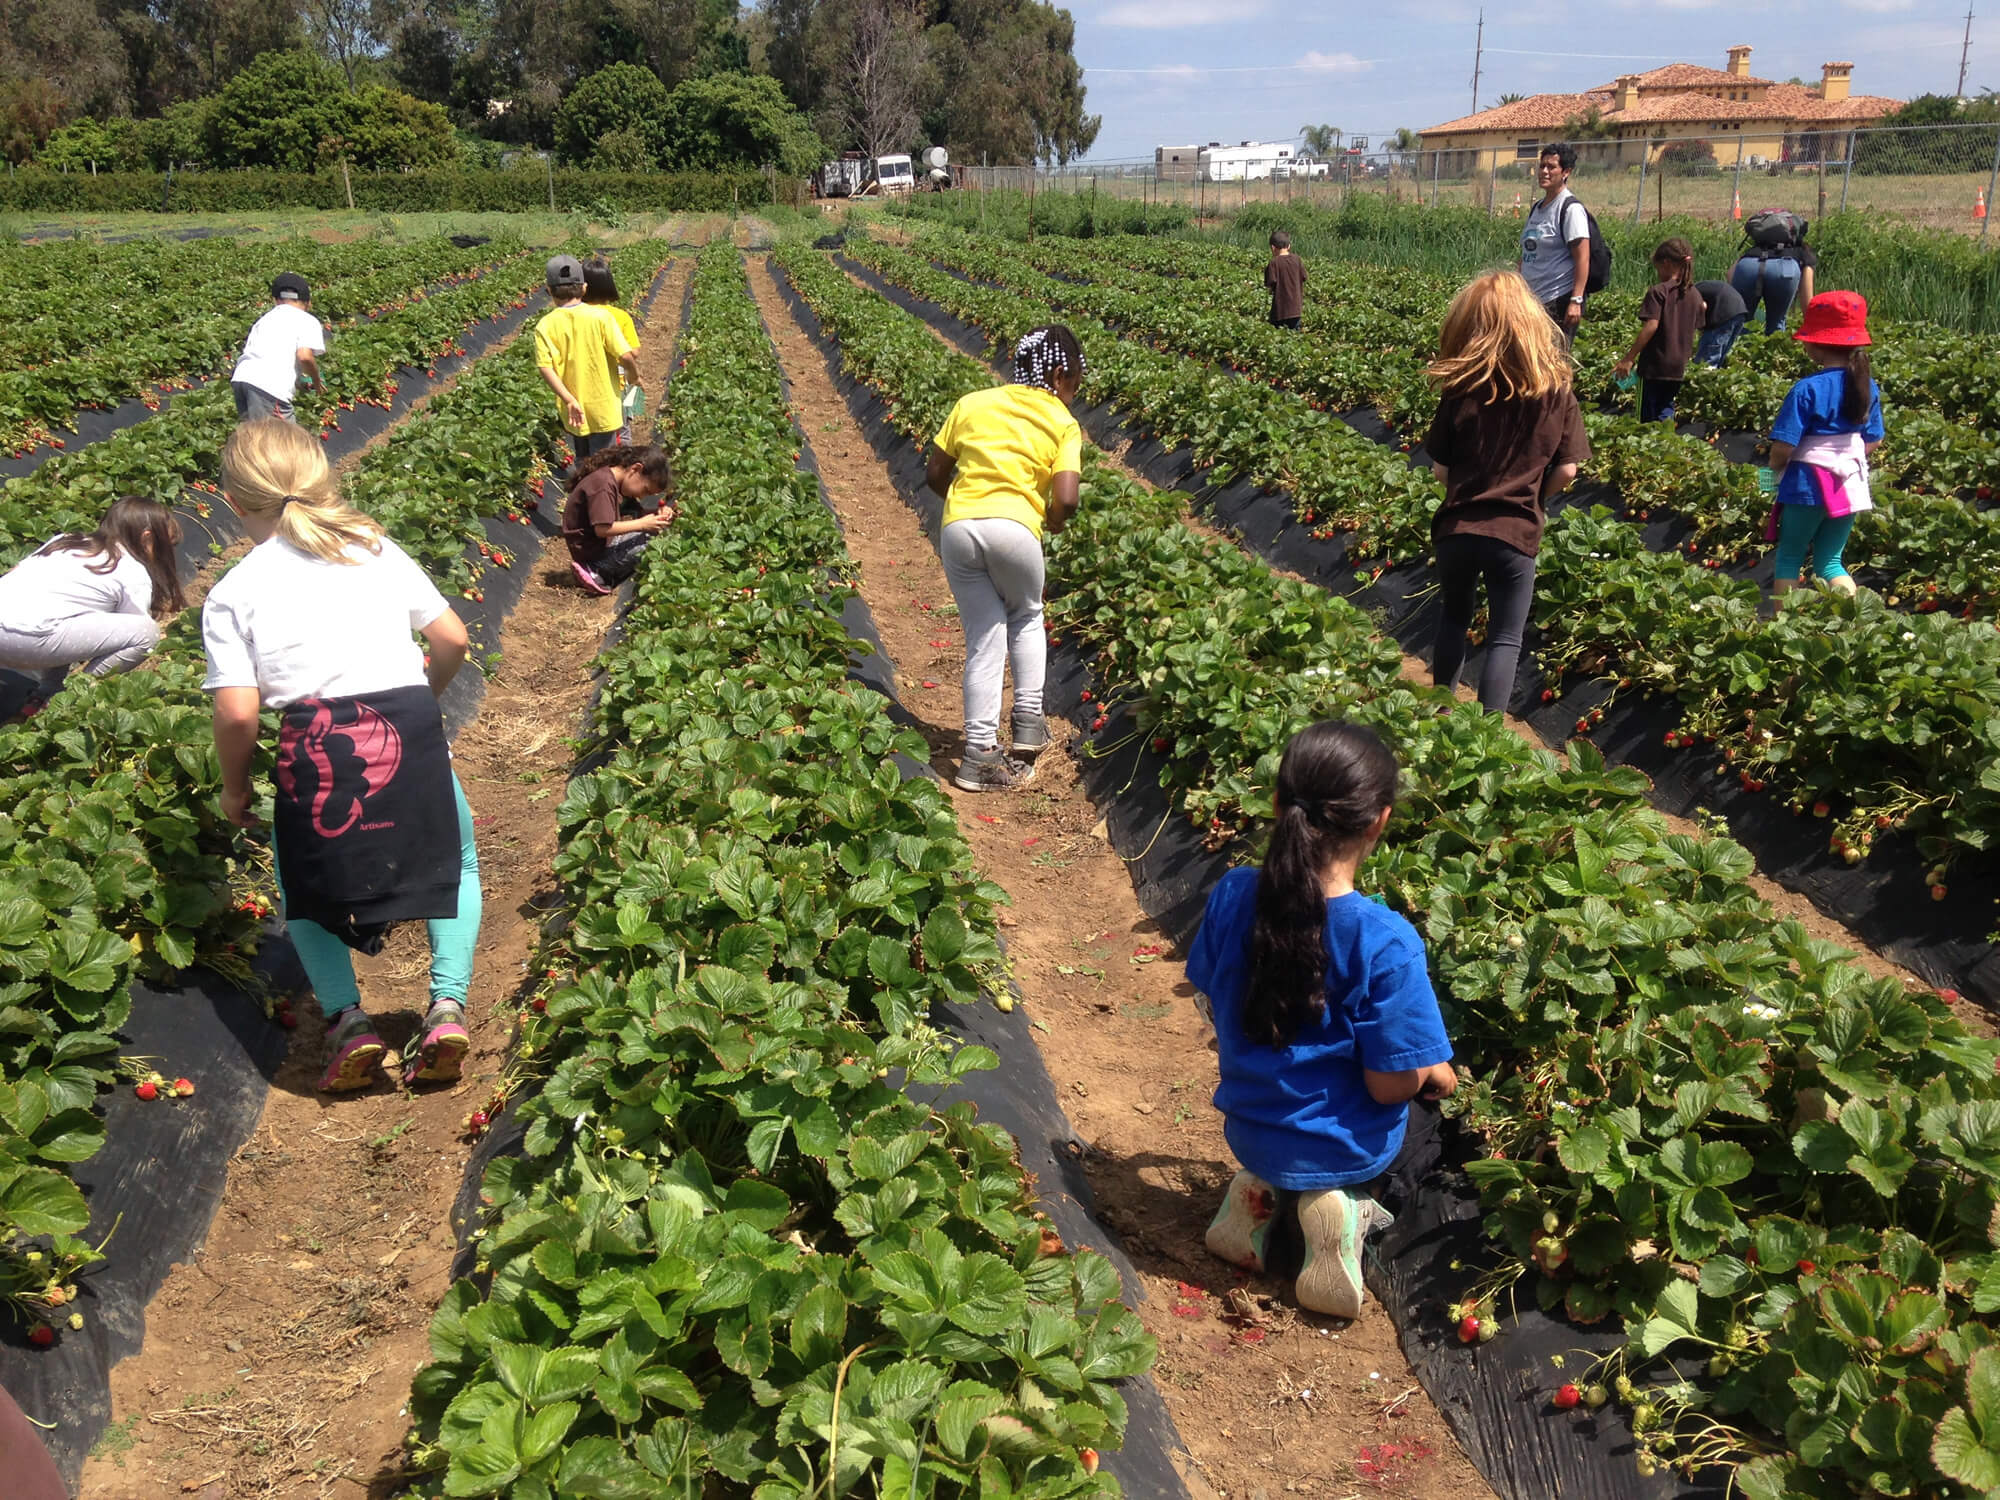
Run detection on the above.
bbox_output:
[545,254,586,290]
[271,272,310,302]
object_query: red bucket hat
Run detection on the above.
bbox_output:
[1794,290,1871,347]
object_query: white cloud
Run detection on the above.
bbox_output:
[1099,0,1268,27]
[1299,50,1372,73]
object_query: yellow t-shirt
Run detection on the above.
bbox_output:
[533,303,632,436]
[602,306,639,394]
[933,384,1083,539]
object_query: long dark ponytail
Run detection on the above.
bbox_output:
[1839,347,1873,427]
[1242,721,1402,1049]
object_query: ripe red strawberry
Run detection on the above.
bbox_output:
[1079,690,1093,703]
[134,1080,157,1101]
[28,1324,53,1347]
[1941,988,1961,1003]
[1812,801,1830,818]
[173,1078,194,1097]
[1797,1258,1815,1274]
[1458,1314,1481,1343]
[1152,737,1170,752]
[1079,1449,1100,1475]
[531,996,547,1013]
[1933,883,1950,901]
[1552,1383,1581,1409]
[468,1110,489,1131]
[1542,689,1556,703]
[1092,716,1107,731]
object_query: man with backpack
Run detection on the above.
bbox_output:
[1519,144,1604,352]
[1730,210,1818,335]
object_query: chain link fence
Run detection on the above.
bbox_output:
[952,122,2000,240]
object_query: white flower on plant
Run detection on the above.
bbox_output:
[1742,1001,1781,1021]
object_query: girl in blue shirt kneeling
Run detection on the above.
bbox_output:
[1186,720,1456,1319]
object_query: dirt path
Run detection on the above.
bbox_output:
[747,253,1495,1500]
[74,260,689,1500]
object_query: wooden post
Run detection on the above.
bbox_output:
[340,153,354,211]
[1656,157,1664,222]
[546,153,556,213]
[1027,164,1035,241]
[1817,150,1827,221]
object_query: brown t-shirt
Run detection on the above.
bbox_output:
[1638,280,1701,381]
[562,467,623,564]
[1265,253,1306,321]
[1423,388,1590,558]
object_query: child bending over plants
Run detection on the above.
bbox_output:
[560,443,675,597]
[1187,720,1457,1319]
[0,496,185,717]
[203,419,482,1093]
[925,325,1085,793]
[1764,291,1883,599]
[1423,270,1588,713]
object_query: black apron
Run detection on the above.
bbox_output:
[273,684,457,953]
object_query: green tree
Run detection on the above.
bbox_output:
[589,125,654,170]
[554,61,671,165]
[1855,92,2000,174]
[1560,104,1620,141]
[35,118,124,170]
[662,70,822,174]
[1497,92,1526,105]
[205,49,346,169]
[1299,122,1340,157]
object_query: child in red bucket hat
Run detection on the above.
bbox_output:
[1763,290,1882,598]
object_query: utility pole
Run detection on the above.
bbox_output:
[1959,3,1976,99]
[1471,9,1485,114]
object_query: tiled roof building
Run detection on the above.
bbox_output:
[1419,48,1899,176]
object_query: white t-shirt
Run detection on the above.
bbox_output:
[231,303,326,402]
[0,543,154,634]
[202,534,448,709]
[1519,189,1590,307]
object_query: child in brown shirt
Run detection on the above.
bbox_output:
[1265,230,1306,330]
[1614,237,1702,424]
[1422,270,1589,713]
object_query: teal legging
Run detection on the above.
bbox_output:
[1772,504,1855,585]
[279,774,482,1019]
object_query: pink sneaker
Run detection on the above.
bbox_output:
[571,560,612,596]
[404,999,470,1084]
[317,1007,385,1092]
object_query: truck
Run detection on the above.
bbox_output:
[815,152,918,198]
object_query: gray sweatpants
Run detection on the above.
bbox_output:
[940,517,1046,751]
[0,614,160,698]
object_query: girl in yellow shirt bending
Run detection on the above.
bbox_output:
[926,326,1086,792]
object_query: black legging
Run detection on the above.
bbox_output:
[1431,532,1537,712]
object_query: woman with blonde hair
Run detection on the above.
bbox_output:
[1421,270,1590,713]
[202,418,481,1092]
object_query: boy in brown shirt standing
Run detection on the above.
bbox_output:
[1265,231,1306,330]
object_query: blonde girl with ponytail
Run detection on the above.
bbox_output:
[203,419,483,1093]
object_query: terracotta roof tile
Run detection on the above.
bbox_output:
[1422,71,1901,136]
[1587,62,1774,92]
[1422,93,1609,135]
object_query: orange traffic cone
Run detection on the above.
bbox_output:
[1732,186,1742,221]
[1977,188,1988,221]
[1512,189,1523,215]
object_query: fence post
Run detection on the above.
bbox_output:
[1633,147,1648,225]
[340,154,354,211]
[1817,153,1827,220]
[546,153,555,213]
[1090,173,1097,235]
[1486,156,1495,216]
[1983,125,2000,244]
[1027,165,1035,241]
[1430,149,1440,208]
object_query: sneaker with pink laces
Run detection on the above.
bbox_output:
[317,1006,385,1093]
[571,560,612,596]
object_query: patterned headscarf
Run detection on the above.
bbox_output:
[1013,327,1085,393]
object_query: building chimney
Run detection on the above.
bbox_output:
[1727,45,1752,79]
[1820,61,1854,103]
[1614,74,1641,112]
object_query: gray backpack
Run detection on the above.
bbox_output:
[1745,209,1806,251]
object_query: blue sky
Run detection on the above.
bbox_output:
[1066,1,1977,161]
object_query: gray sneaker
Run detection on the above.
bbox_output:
[1011,714,1049,756]
[955,745,1036,792]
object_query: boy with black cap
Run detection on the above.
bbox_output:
[231,272,324,423]
[534,253,641,465]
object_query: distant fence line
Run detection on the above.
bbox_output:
[960,122,2000,240]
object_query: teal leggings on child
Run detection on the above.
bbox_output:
[279,775,482,1019]
[1773,504,1856,584]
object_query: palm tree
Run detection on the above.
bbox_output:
[1498,92,1527,106]
[1299,123,1341,160]
[1387,125,1421,170]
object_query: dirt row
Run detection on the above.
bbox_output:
[74,258,692,1500]
[746,253,1493,1500]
